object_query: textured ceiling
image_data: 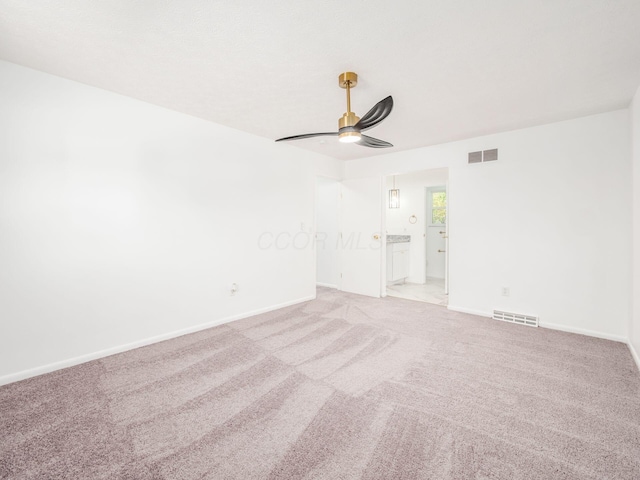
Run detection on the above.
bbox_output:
[1,0,640,160]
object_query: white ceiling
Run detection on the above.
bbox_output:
[1,0,640,160]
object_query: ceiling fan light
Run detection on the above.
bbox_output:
[338,131,361,143]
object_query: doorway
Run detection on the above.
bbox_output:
[384,169,449,306]
[315,176,341,290]
[315,175,384,298]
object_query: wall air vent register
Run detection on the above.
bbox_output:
[493,309,538,327]
[468,149,498,163]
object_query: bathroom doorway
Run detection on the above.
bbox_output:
[384,169,448,306]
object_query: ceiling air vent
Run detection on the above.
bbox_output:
[468,149,498,164]
[493,310,538,327]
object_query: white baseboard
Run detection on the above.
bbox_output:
[538,321,627,343]
[0,294,315,387]
[447,304,492,317]
[628,341,640,373]
[316,282,338,289]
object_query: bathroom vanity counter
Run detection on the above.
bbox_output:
[386,235,411,244]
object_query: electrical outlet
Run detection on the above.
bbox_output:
[230,283,239,296]
[501,287,510,296]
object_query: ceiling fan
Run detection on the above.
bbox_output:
[275,72,394,148]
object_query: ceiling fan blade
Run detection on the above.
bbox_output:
[275,132,338,142]
[354,96,393,132]
[358,134,393,148]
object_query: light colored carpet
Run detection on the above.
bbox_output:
[1,287,639,479]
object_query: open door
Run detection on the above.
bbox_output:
[340,177,383,297]
[444,182,449,295]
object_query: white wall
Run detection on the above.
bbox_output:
[0,60,341,383]
[385,169,448,282]
[315,177,341,288]
[631,86,640,367]
[347,110,632,341]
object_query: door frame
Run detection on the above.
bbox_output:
[313,175,342,291]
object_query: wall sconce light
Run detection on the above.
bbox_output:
[389,176,400,208]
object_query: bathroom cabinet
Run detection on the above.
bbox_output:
[386,241,410,284]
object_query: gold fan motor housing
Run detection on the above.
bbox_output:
[339,112,360,129]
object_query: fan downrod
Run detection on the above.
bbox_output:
[338,72,360,133]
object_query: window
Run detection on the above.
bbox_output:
[431,191,446,225]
